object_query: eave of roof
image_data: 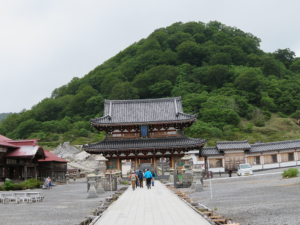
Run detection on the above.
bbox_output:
[248,139,300,153]
[90,96,197,126]
[216,140,251,150]
[38,150,69,163]
[83,136,207,152]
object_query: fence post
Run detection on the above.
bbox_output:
[174,170,177,188]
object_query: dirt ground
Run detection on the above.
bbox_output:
[181,168,300,225]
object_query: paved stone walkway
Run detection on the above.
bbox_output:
[95,181,210,225]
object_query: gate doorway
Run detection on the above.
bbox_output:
[225,153,245,171]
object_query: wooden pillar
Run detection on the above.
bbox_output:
[153,156,156,172]
[34,166,37,180]
[171,155,174,169]
[24,165,27,181]
[135,156,138,171]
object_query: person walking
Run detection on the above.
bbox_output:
[48,177,52,189]
[129,171,138,191]
[136,169,139,188]
[138,170,144,188]
[228,168,233,177]
[144,169,153,189]
[151,170,156,187]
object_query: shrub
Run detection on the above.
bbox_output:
[282,168,299,178]
[263,111,272,120]
[254,118,265,127]
[0,185,4,191]
[244,123,254,133]
[123,180,128,185]
[278,112,287,118]
[4,180,13,190]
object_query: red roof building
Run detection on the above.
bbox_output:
[37,150,68,182]
[0,134,45,181]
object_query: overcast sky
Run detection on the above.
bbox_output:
[1,0,299,113]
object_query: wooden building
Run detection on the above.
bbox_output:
[83,97,207,173]
[0,135,45,181]
[189,140,300,173]
[38,150,68,182]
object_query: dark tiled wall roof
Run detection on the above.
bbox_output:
[216,140,251,150]
[83,136,206,151]
[201,147,224,156]
[90,96,196,125]
[249,140,300,153]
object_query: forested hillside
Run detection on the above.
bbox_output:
[0,113,13,124]
[1,21,300,147]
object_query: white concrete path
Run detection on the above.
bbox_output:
[95,180,211,225]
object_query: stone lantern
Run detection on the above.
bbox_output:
[95,154,108,177]
[191,164,201,189]
[193,167,203,192]
[181,154,192,174]
[94,154,108,194]
[169,168,174,182]
[87,174,98,198]
[65,172,70,185]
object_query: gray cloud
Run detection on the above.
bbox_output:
[1,0,299,112]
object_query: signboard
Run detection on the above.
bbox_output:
[141,126,147,136]
[207,171,213,179]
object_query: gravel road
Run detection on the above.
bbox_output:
[183,167,300,225]
[0,179,125,225]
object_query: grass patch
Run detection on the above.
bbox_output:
[282,168,299,178]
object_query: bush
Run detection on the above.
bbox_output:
[244,123,254,133]
[282,168,299,178]
[263,111,272,120]
[254,118,265,127]
[4,180,13,190]
[123,181,128,185]
[278,112,287,118]
[0,185,4,191]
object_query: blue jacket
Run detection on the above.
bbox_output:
[144,171,153,179]
[138,172,144,180]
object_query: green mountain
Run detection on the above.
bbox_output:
[0,113,13,124]
[1,21,300,147]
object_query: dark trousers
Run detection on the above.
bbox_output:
[146,178,151,187]
[139,179,143,188]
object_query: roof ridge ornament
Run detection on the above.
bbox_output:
[108,101,112,120]
[174,99,179,117]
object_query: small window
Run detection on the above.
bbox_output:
[271,155,277,163]
[255,156,260,165]
[288,153,294,161]
[216,159,223,167]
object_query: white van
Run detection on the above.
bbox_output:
[237,163,254,176]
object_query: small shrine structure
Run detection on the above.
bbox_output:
[83,97,207,173]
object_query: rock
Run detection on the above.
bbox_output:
[52,142,81,160]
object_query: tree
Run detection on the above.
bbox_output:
[234,69,260,92]
[109,82,139,100]
[176,41,205,66]
[167,31,195,50]
[273,48,295,68]
[209,53,232,66]
[149,80,173,98]
[263,57,282,78]
[291,60,300,73]
[204,65,230,88]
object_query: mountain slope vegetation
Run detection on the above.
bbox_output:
[1,21,300,146]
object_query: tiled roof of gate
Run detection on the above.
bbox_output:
[200,147,224,156]
[83,136,207,152]
[216,140,251,150]
[248,139,300,153]
[90,97,196,125]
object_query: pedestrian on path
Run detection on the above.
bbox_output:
[136,169,139,188]
[144,169,153,189]
[138,170,144,188]
[129,171,138,191]
[151,170,156,187]
[48,177,52,189]
[228,168,233,177]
